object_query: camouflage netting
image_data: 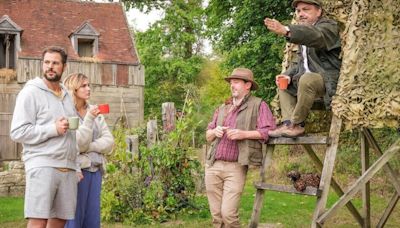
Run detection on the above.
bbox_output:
[272,0,400,130]
[331,0,400,129]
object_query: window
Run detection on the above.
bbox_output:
[0,15,22,69]
[78,38,94,57]
[0,33,16,68]
[70,22,99,57]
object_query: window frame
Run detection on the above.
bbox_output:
[70,22,100,57]
[0,15,22,69]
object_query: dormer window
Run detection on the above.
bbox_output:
[78,38,95,57]
[70,21,99,57]
[0,15,22,69]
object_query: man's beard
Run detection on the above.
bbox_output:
[231,89,239,98]
[43,71,62,82]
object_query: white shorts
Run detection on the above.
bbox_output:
[24,167,78,220]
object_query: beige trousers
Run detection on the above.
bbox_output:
[279,72,325,124]
[205,161,248,228]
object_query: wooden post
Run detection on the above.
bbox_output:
[5,34,10,68]
[192,131,196,148]
[377,193,399,228]
[126,135,139,155]
[312,115,342,228]
[360,130,371,227]
[126,134,139,174]
[147,120,158,148]
[162,102,176,133]
[249,144,274,228]
[363,128,400,227]
[316,138,400,224]
[303,145,363,225]
[363,129,400,195]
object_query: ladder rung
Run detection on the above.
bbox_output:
[268,135,328,145]
[254,182,321,196]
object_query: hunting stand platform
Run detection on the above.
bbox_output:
[249,114,400,227]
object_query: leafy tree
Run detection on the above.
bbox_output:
[125,0,206,117]
[120,0,168,11]
[205,0,293,101]
[190,59,231,146]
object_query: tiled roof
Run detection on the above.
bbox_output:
[0,0,139,64]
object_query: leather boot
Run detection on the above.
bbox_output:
[281,123,305,138]
[268,123,289,137]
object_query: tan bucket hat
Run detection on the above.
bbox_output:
[292,0,322,8]
[224,68,258,90]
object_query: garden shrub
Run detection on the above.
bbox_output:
[102,101,205,225]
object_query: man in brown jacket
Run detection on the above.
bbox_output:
[205,68,275,227]
[264,0,342,137]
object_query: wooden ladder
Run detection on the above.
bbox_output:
[249,115,364,227]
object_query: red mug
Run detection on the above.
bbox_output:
[278,77,289,90]
[98,104,110,114]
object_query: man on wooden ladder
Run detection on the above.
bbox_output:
[264,0,342,138]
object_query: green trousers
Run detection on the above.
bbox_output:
[279,72,325,124]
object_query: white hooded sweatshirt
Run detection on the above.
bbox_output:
[10,77,78,172]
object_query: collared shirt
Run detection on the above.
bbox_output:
[302,45,311,73]
[301,22,318,73]
[207,101,276,162]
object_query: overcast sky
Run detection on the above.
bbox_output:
[92,0,161,31]
[126,8,164,32]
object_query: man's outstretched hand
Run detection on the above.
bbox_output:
[264,18,287,36]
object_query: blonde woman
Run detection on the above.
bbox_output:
[63,73,114,228]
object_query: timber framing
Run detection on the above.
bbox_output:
[249,115,400,227]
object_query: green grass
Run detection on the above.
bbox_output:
[0,197,24,223]
[2,169,400,227]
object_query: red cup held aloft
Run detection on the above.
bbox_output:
[98,104,110,114]
[278,76,289,90]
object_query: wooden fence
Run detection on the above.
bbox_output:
[0,113,21,161]
[0,92,21,161]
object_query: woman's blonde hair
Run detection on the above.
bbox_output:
[63,73,89,108]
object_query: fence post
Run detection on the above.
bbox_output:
[125,135,139,155]
[162,102,176,133]
[147,119,158,148]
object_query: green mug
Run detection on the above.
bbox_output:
[68,117,79,130]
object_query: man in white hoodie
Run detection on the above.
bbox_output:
[10,46,78,228]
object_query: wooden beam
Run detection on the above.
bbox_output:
[360,130,371,227]
[5,34,10,68]
[377,193,399,228]
[311,115,342,228]
[253,182,319,196]
[303,145,363,226]
[268,136,328,145]
[316,139,400,225]
[249,145,274,228]
[363,128,400,196]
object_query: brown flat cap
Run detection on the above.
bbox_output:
[224,68,258,90]
[292,0,322,8]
